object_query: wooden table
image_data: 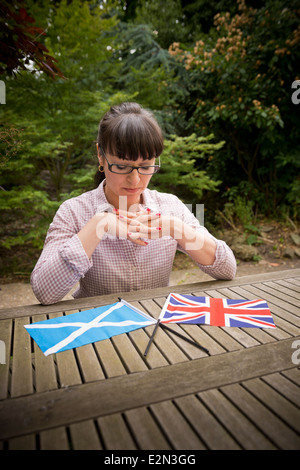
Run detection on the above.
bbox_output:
[0,269,299,451]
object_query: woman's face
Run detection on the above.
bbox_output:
[98,150,155,210]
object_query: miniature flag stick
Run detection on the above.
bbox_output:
[144,319,160,356]
[160,323,209,355]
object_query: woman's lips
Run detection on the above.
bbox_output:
[123,188,140,193]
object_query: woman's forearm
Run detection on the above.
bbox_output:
[77,214,106,259]
[170,217,216,266]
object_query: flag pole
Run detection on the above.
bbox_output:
[160,323,209,355]
[144,319,160,356]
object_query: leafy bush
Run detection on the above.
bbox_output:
[167,0,300,214]
[150,133,223,203]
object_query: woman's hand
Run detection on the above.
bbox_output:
[95,210,161,246]
[114,210,178,242]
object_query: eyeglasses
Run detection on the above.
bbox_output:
[100,148,160,175]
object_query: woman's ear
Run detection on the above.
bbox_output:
[96,143,104,166]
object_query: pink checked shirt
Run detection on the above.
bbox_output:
[31,181,236,304]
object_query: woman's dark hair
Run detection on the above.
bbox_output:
[94,102,164,186]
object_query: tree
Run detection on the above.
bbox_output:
[115,22,174,118]
[0,0,65,79]
[168,0,300,214]
[0,0,129,252]
[150,133,224,203]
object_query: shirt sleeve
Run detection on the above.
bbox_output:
[31,201,92,305]
[172,197,236,280]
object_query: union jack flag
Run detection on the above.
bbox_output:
[159,293,276,328]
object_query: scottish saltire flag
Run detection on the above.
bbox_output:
[159,293,276,329]
[24,300,156,356]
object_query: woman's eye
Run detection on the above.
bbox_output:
[116,165,127,170]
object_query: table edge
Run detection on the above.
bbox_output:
[0,268,299,319]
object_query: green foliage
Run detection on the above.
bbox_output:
[115,22,175,114]
[0,0,132,252]
[134,0,186,49]
[150,133,223,202]
[0,0,299,281]
[168,0,300,213]
[0,186,60,249]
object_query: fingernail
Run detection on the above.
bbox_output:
[146,208,151,212]
[144,241,149,245]
[119,215,124,219]
[156,213,161,216]
[113,208,118,212]
[156,227,162,230]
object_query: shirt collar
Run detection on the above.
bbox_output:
[95,180,115,213]
[96,180,161,214]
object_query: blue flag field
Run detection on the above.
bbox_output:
[24,300,156,356]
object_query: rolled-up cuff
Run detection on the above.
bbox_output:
[195,240,237,280]
[59,234,93,276]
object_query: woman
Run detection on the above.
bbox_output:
[31,102,236,304]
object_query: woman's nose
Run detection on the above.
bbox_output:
[127,169,141,184]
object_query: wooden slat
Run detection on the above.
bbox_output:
[262,372,300,407]
[70,420,102,450]
[48,312,82,388]
[0,319,12,400]
[243,377,300,433]
[259,281,300,307]
[8,434,36,450]
[94,339,127,378]
[40,427,69,450]
[180,324,226,355]
[282,367,300,386]
[129,327,169,368]
[74,344,105,383]
[125,407,171,450]
[150,400,206,449]
[10,317,33,398]
[140,298,193,362]
[97,414,136,450]
[285,277,300,287]
[0,336,298,441]
[32,315,58,393]
[198,388,275,449]
[221,381,300,450]
[111,334,148,373]
[143,321,193,363]
[175,394,241,450]
[268,280,300,300]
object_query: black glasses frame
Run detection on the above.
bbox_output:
[100,147,160,175]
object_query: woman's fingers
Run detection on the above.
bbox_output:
[116,210,161,228]
[108,208,167,243]
[127,232,148,246]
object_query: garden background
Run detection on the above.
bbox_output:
[0,0,299,297]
